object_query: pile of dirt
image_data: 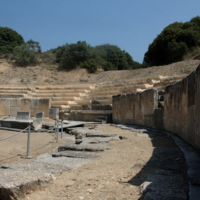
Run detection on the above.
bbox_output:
[0,58,199,85]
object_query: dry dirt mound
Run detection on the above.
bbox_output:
[0,59,199,85]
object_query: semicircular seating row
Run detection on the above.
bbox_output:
[0,74,186,119]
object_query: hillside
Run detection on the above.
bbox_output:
[0,58,200,86]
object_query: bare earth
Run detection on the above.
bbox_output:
[0,59,199,85]
[0,129,66,167]
[21,125,188,200]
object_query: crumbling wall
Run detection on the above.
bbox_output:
[0,98,51,118]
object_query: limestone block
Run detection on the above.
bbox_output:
[0,99,10,117]
[121,94,126,124]
[49,108,59,120]
[154,108,163,130]
[141,89,158,116]
[21,99,31,112]
[135,92,143,126]
[10,99,22,107]
[36,112,44,119]
[31,99,39,109]
[112,94,121,124]
[10,107,21,118]
[125,93,135,125]
[38,98,51,118]
[16,112,30,120]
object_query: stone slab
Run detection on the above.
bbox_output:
[58,142,111,152]
[86,132,116,137]
[0,169,54,200]
[35,153,90,169]
[16,112,30,120]
[49,108,59,120]
[52,151,103,159]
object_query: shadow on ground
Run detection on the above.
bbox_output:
[126,128,188,200]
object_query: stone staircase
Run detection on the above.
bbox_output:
[0,74,187,121]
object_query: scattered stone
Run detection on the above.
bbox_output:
[75,139,82,145]
[119,136,128,140]
[139,181,152,194]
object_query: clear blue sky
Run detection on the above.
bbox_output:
[0,0,200,63]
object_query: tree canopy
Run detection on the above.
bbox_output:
[143,16,200,67]
[0,27,24,53]
[53,42,141,72]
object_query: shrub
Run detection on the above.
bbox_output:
[13,44,38,66]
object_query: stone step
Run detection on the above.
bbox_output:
[36,85,95,90]
[0,90,29,94]
[99,76,165,86]
[70,110,112,114]
[70,104,113,111]
[0,93,27,98]
[88,90,121,96]
[161,74,187,81]
[153,79,182,87]
[51,97,76,101]
[82,95,113,100]
[51,105,70,109]
[51,101,76,105]
[76,99,112,105]
[0,86,33,90]
[32,93,81,97]
[35,89,89,93]
[92,84,153,92]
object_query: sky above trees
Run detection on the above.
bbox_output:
[0,0,200,63]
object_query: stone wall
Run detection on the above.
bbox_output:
[112,64,200,152]
[113,89,159,128]
[0,98,51,118]
[164,67,200,152]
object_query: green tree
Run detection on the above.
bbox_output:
[143,16,200,67]
[0,27,24,53]
[59,41,95,70]
[26,39,41,53]
[13,44,38,66]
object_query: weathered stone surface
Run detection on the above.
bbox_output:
[141,171,187,200]
[52,151,103,159]
[75,139,82,144]
[125,93,135,125]
[86,132,116,137]
[16,112,30,120]
[49,108,59,120]
[58,143,111,152]
[10,106,21,118]
[21,99,31,113]
[0,169,54,200]
[112,94,121,124]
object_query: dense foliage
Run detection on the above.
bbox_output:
[0,27,24,53]
[53,41,141,72]
[13,40,41,66]
[143,16,200,67]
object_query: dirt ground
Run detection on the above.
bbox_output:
[0,58,199,85]
[21,125,188,200]
[0,129,66,166]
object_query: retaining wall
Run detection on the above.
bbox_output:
[0,98,51,118]
[112,64,200,152]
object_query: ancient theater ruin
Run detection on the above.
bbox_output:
[0,64,200,199]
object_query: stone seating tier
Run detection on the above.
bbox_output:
[0,74,187,121]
